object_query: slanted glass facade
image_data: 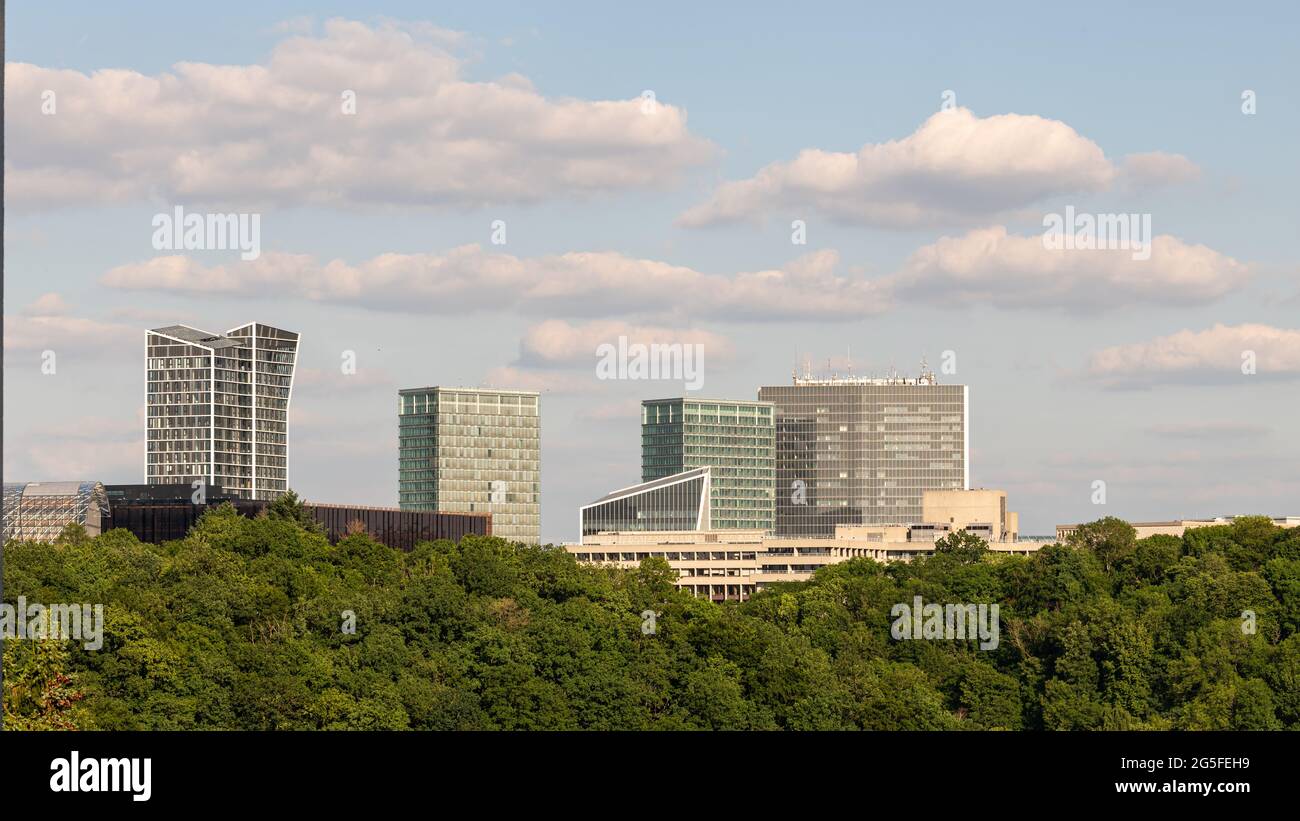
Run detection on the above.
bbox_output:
[580,468,709,538]
[398,387,541,544]
[642,399,775,532]
[758,377,967,536]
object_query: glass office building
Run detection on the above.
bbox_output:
[146,323,299,500]
[580,467,710,538]
[398,386,540,544]
[759,371,968,536]
[642,399,775,532]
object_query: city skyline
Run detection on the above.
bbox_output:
[5,4,1298,546]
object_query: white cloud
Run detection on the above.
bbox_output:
[1087,323,1300,387]
[22,293,69,316]
[1122,151,1201,187]
[102,246,890,321]
[515,319,733,367]
[677,107,1118,228]
[4,295,136,355]
[5,18,713,211]
[888,226,1248,310]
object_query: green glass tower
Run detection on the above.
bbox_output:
[641,398,775,532]
[398,386,540,543]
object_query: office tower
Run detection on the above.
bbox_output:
[641,398,775,532]
[145,323,299,500]
[759,366,967,536]
[398,386,541,544]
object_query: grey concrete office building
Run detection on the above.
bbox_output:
[398,386,540,544]
[758,369,968,536]
[146,323,299,500]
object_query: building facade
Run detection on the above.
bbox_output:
[641,398,775,532]
[1057,515,1300,542]
[580,468,710,538]
[759,369,967,536]
[569,524,1047,602]
[104,483,491,550]
[146,323,299,501]
[398,386,540,543]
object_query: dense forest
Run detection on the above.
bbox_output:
[4,496,1299,730]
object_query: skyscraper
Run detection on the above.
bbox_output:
[641,398,775,532]
[145,323,300,500]
[398,386,541,544]
[758,367,967,536]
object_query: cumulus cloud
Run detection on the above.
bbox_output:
[515,319,734,367]
[677,107,1120,228]
[102,246,890,321]
[887,226,1249,311]
[5,18,713,210]
[21,292,69,316]
[1122,151,1201,188]
[1087,323,1300,387]
[4,295,137,355]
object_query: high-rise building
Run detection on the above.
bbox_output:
[398,386,540,543]
[145,323,299,500]
[759,367,967,536]
[641,398,775,532]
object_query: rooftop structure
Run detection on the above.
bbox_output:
[580,468,710,538]
[2,481,110,542]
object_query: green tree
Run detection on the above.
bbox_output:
[933,529,989,564]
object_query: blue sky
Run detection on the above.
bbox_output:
[5,2,1298,542]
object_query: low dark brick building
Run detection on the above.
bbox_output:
[104,485,490,551]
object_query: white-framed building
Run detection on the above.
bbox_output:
[146,323,299,501]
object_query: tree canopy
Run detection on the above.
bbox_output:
[4,504,1298,730]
